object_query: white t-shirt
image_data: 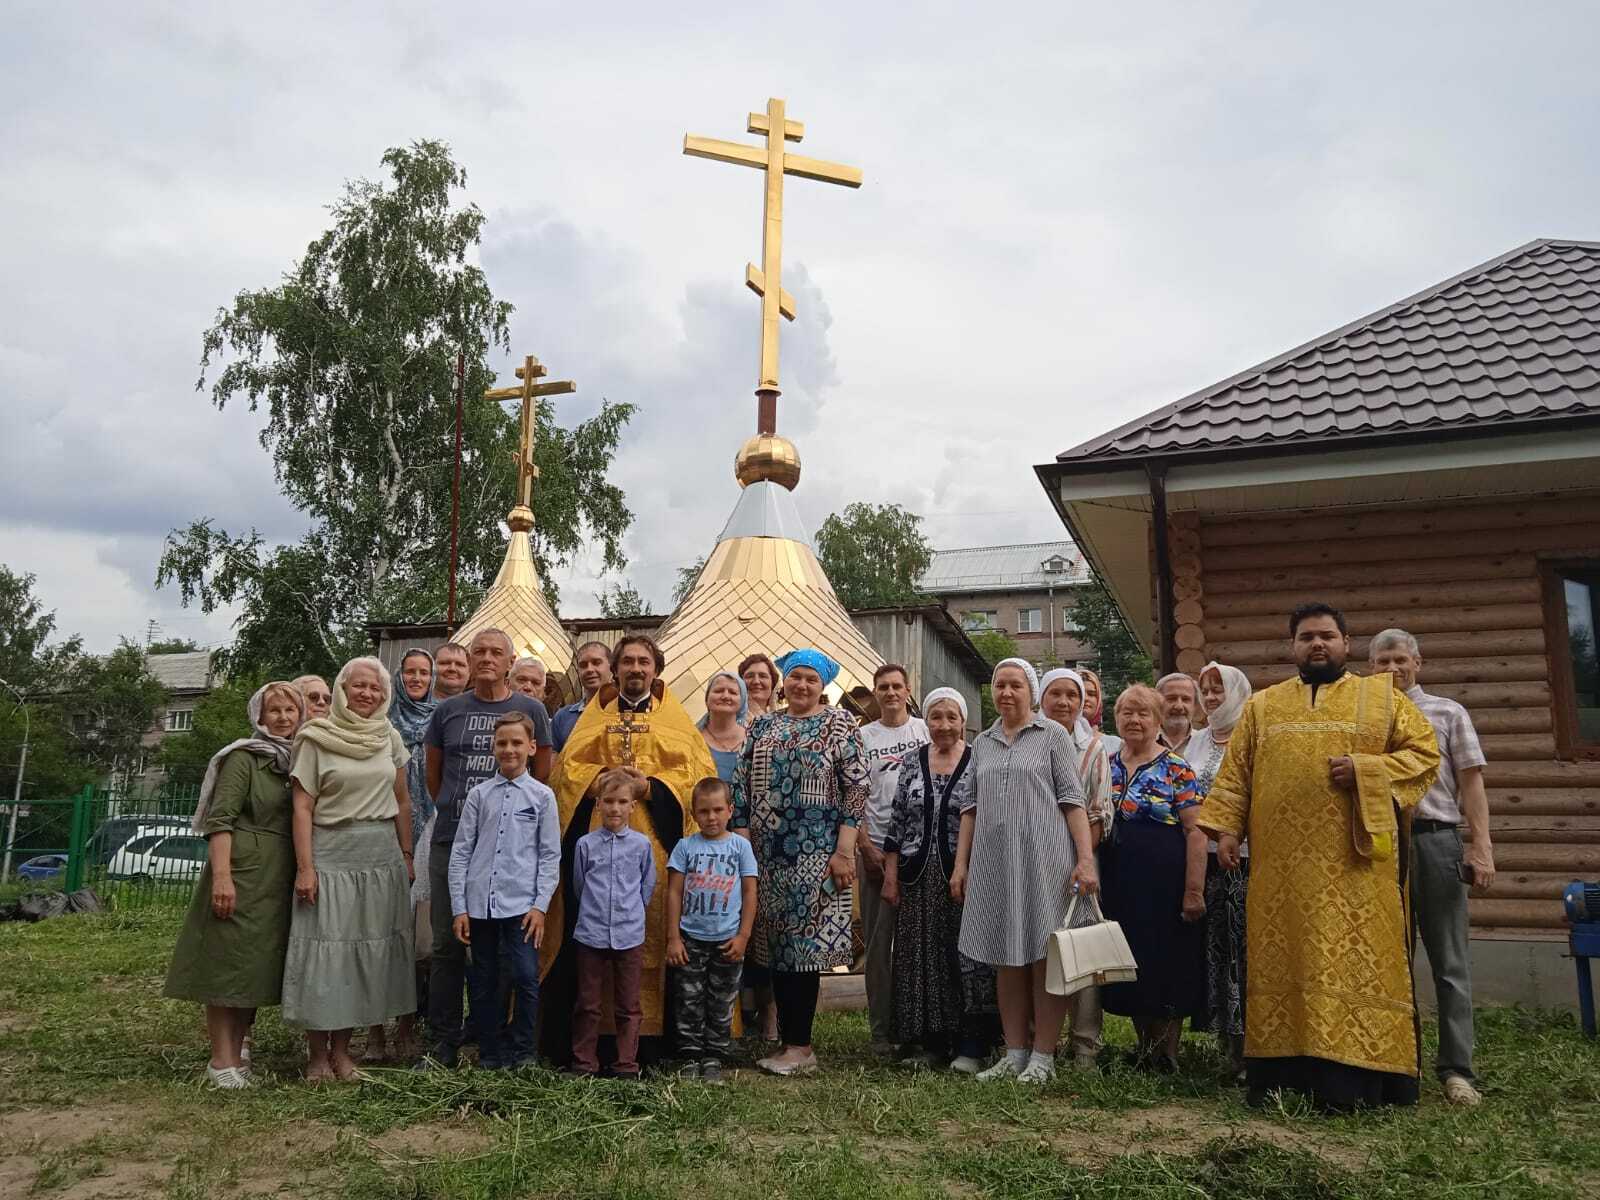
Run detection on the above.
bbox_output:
[858,717,931,847]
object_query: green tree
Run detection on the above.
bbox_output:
[0,566,81,690]
[1069,573,1153,732]
[672,556,706,607]
[596,582,647,619]
[145,638,200,654]
[62,642,170,781]
[158,671,267,787]
[157,140,635,679]
[815,502,933,610]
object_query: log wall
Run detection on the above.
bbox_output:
[1177,493,1600,937]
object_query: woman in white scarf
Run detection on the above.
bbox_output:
[1187,660,1253,1078]
[282,657,417,1082]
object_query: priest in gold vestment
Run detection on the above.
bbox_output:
[1197,603,1438,1111]
[539,635,715,1066]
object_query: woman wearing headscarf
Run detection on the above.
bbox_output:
[164,681,306,1089]
[364,648,437,1063]
[1037,667,1115,1069]
[1098,684,1207,1073]
[698,670,749,782]
[1079,667,1121,757]
[1185,660,1253,1076]
[879,688,997,1071]
[282,656,416,1082]
[955,658,1096,1084]
[731,648,869,1076]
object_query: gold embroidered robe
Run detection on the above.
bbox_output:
[1196,672,1439,1077]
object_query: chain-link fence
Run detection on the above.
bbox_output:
[2,782,203,908]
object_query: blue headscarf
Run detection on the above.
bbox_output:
[776,648,841,688]
[697,670,750,730]
[388,648,438,843]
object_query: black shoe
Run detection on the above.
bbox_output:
[414,1043,459,1071]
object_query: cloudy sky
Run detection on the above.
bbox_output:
[4,2,1598,652]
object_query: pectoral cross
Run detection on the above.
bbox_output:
[685,98,861,427]
[484,354,576,510]
[606,706,651,767]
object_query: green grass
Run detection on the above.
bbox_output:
[1,909,1597,1198]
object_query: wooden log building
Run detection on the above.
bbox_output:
[1036,239,1600,969]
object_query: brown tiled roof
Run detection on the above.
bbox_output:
[1053,239,1600,465]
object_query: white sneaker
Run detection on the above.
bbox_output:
[206,1065,251,1090]
[975,1054,1024,1081]
[949,1055,984,1075]
[1443,1075,1481,1107]
[1017,1056,1056,1085]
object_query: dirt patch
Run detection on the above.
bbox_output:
[367,1120,494,1160]
[0,1100,146,1148]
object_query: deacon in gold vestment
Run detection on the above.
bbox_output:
[1197,604,1438,1111]
[539,636,715,1064]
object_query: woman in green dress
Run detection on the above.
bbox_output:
[164,680,306,1089]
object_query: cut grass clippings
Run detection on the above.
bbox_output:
[0,908,1597,1198]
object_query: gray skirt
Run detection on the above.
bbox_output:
[281,819,415,1031]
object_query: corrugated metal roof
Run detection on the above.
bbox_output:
[1054,239,1600,464]
[146,651,212,692]
[919,540,1089,594]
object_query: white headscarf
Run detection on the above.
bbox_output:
[189,681,305,833]
[922,686,968,724]
[1038,667,1092,742]
[991,657,1040,706]
[1199,661,1252,737]
[294,656,396,760]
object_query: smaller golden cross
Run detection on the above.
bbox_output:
[484,354,576,510]
[605,706,651,767]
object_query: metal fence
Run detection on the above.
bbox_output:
[1,782,203,908]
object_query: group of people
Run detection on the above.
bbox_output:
[163,599,1494,1112]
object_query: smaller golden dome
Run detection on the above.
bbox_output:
[506,504,535,533]
[735,434,802,490]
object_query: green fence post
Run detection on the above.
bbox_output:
[64,785,92,892]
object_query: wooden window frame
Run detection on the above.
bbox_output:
[1539,557,1600,762]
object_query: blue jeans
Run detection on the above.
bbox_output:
[466,915,541,1067]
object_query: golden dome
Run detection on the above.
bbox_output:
[734,433,801,490]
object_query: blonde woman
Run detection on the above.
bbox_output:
[282,657,415,1081]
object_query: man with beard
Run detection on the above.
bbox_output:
[1155,673,1198,755]
[540,635,714,1067]
[1196,602,1439,1112]
[552,641,613,752]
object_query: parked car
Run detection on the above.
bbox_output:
[88,816,189,866]
[16,854,68,882]
[106,833,209,883]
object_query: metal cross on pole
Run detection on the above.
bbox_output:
[484,354,577,511]
[684,97,861,432]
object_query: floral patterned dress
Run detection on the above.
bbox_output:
[732,707,869,973]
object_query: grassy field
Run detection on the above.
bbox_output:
[1,908,1597,1199]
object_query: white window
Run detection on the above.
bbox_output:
[165,709,194,732]
[962,610,998,632]
[1063,608,1084,633]
[1017,608,1042,633]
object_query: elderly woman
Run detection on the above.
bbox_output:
[282,656,416,1081]
[698,671,748,782]
[1099,684,1207,1072]
[1038,667,1115,1069]
[1185,661,1253,1075]
[294,674,332,721]
[164,681,305,1089]
[955,658,1095,1084]
[362,648,438,1063]
[880,688,997,1072]
[732,648,868,1076]
[739,653,781,720]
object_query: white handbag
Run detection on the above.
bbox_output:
[1044,893,1138,997]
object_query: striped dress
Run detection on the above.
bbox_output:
[958,714,1086,967]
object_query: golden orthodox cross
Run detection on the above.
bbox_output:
[605,706,651,767]
[483,354,576,509]
[684,98,861,429]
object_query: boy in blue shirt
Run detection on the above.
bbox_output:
[570,767,657,1079]
[448,712,560,1070]
[666,777,759,1083]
